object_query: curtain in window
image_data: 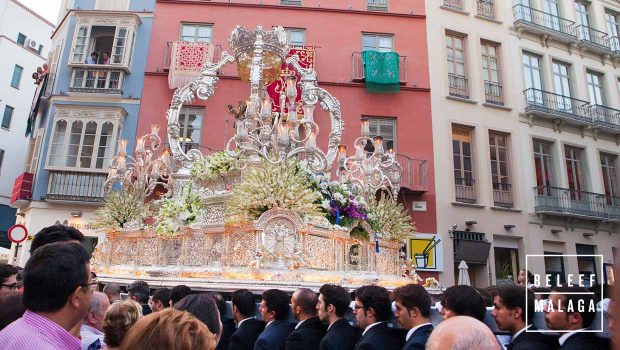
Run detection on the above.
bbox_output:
[361,50,400,93]
[168,41,214,89]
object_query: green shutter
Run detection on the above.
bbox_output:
[11,65,23,88]
[2,106,14,129]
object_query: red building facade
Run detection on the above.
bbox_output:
[138,0,436,276]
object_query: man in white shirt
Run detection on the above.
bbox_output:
[392,284,433,350]
[80,291,110,350]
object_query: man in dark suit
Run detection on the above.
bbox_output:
[212,293,236,350]
[285,288,326,350]
[254,289,295,350]
[353,285,403,350]
[229,289,265,350]
[392,284,433,350]
[545,286,610,350]
[491,285,557,350]
[317,284,361,350]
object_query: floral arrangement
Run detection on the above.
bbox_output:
[190,151,237,182]
[308,173,368,228]
[94,188,146,231]
[423,277,440,289]
[366,192,416,242]
[155,183,204,237]
[226,160,322,222]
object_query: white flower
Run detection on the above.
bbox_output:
[320,182,329,190]
[321,199,331,210]
[333,192,344,203]
[178,210,192,222]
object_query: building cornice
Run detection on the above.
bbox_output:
[52,10,154,40]
[0,35,47,60]
[156,0,426,19]
[10,0,56,28]
[145,71,431,92]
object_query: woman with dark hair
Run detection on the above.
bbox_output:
[0,292,26,330]
[517,270,534,289]
[437,285,486,322]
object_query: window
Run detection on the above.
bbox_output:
[71,68,124,92]
[285,28,306,47]
[452,125,476,203]
[112,27,128,64]
[2,106,14,129]
[37,45,43,55]
[601,153,618,200]
[17,33,26,45]
[11,65,23,89]
[552,61,572,111]
[522,52,543,103]
[544,252,566,285]
[46,114,121,171]
[586,70,605,106]
[178,107,203,153]
[367,0,388,11]
[576,244,598,287]
[0,149,4,173]
[70,19,136,67]
[565,146,586,197]
[366,117,396,151]
[489,132,512,207]
[180,23,212,43]
[605,9,619,51]
[477,0,495,18]
[494,247,519,285]
[481,41,502,104]
[362,33,393,52]
[533,140,554,193]
[575,1,591,40]
[446,32,468,98]
[543,0,561,31]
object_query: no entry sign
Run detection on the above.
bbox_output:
[7,224,28,244]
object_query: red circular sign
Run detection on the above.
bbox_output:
[8,225,28,244]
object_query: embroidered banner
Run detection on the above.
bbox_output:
[168,41,214,89]
[266,47,316,115]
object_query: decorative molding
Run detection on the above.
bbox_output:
[76,13,141,28]
[54,105,127,121]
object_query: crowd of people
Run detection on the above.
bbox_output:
[0,224,617,350]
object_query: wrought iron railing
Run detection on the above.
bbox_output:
[575,25,611,52]
[443,0,463,10]
[512,4,577,39]
[455,177,476,204]
[484,81,503,105]
[590,105,620,131]
[46,170,106,202]
[610,36,620,52]
[351,52,407,83]
[523,88,594,124]
[477,0,494,18]
[534,186,620,221]
[448,74,469,99]
[493,182,513,208]
[397,154,428,193]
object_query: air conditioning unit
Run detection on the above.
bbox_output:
[27,39,37,50]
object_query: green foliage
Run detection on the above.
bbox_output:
[190,151,237,182]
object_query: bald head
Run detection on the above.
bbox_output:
[291,288,318,320]
[103,283,120,303]
[84,291,110,331]
[427,316,499,350]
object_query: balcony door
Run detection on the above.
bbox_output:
[489,132,512,207]
[601,153,619,207]
[565,146,586,202]
[452,125,475,203]
[522,52,543,104]
[533,140,554,195]
[552,61,572,112]
[605,10,620,51]
[514,0,532,22]
[543,0,561,30]
[575,1,591,40]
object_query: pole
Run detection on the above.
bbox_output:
[12,243,20,265]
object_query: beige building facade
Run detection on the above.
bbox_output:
[428,0,620,287]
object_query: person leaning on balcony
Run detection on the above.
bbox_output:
[102,52,110,65]
[86,52,99,64]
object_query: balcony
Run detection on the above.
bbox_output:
[367,0,388,12]
[523,88,620,134]
[443,0,463,11]
[575,25,613,55]
[397,155,428,193]
[610,36,620,55]
[455,177,476,204]
[493,182,513,208]
[512,5,578,44]
[351,52,407,84]
[69,67,124,95]
[534,186,620,222]
[484,81,503,105]
[10,172,34,207]
[477,0,495,18]
[448,74,469,99]
[46,171,106,203]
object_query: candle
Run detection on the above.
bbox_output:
[302,104,315,123]
[117,139,128,156]
[373,136,384,155]
[307,130,316,148]
[150,124,160,137]
[136,138,145,154]
[338,144,347,162]
[236,119,248,138]
[361,119,370,137]
[278,121,290,146]
[117,155,126,174]
[285,75,297,101]
[261,97,273,121]
[161,148,171,166]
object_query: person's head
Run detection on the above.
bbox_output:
[31,72,39,80]
[90,52,98,59]
[260,289,290,322]
[30,224,85,253]
[439,285,486,321]
[103,283,121,303]
[0,264,18,296]
[231,289,256,321]
[84,291,110,332]
[426,315,500,350]
[119,308,216,350]
[353,285,392,329]
[392,284,431,330]
[103,300,142,347]
[544,286,597,331]
[127,280,149,305]
[0,292,26,330]
[23,242,93,329]
[291,288,318,321]
[518,270,534,286]
[210,292,228,320]
[150,288,170,313]
[103,52,109,59]
[170,285,192,307]
[36,66,43,74]
[90,272,99,292]
[491,285,531,334]
[174,293,222,344]
[317,284,350,324]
